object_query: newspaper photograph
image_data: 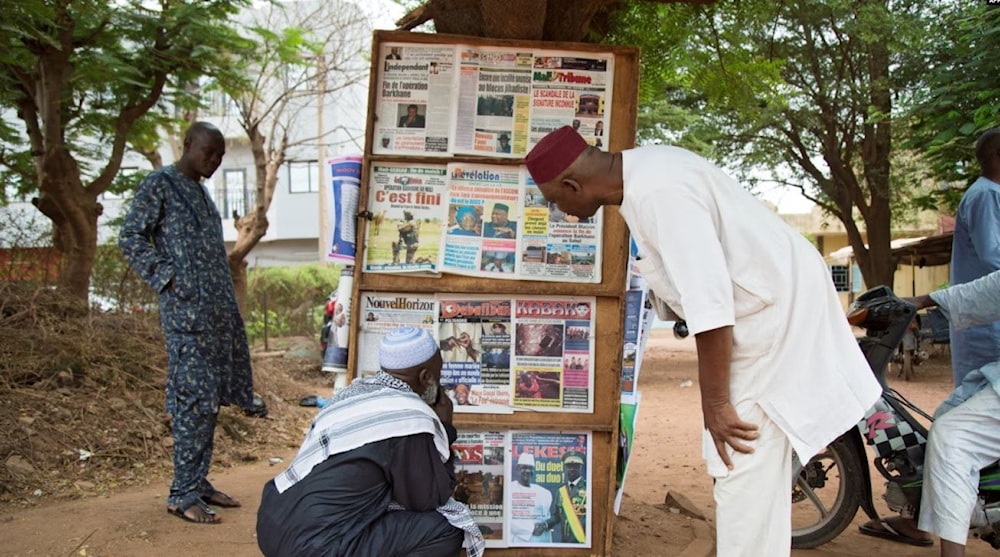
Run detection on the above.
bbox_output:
[363,163,447,275]
[511,297,595,413]
[453,431,508,547]
[452,47,533,158]
[519,174,603,283]
[355,292,438,378]
[441,163,522,279]
[374,43,456,156]
[437,297,514,414]
[507,431,592,548]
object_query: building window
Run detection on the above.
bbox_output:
[283,161,320,194]
[216,169,253,218]
[830,265,849,292]
[203,89,239,117]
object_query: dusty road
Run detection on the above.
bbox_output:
[0,331,988,556]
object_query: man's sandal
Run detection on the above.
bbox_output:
[858,518,932,547]
[201,490,242,508]
[168,499,221,524]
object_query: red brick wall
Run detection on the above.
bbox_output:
[0,247,61,283]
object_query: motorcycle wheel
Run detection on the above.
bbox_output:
[791,435,862,549]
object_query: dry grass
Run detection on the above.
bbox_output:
[0,284,330,508]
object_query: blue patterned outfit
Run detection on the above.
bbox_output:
[119,165,254,511]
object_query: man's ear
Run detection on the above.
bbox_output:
[418,366,431,385]
[561,177,583,194]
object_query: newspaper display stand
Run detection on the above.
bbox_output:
[347,30,639,556]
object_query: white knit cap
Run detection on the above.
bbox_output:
[517,453,535,467]
[379,326,438,370]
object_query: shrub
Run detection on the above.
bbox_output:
[244,263,343,344]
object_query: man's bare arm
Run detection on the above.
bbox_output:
[696,325,759,470]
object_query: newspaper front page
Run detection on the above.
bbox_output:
[453,431,509,547]
[507,431,592,548]
[528,53,613,151]
[511,297,595,413]
[521,173,602,282]
[441,163,522,279]
[363,163,448,274]
[452,47,533,158]
[438,297,514,414]
[374,43,456,156]
[355,292,438,377]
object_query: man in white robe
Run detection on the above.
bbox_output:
[525,126,881,557]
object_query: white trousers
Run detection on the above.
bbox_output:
[711,403,793,557]
[918,387,1000,545]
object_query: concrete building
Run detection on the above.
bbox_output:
[781,206,952,308]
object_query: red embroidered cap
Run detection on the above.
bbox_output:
[524,125,588,185]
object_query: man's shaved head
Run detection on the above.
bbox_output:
[185,122,223,145]
[976,128,1000,171]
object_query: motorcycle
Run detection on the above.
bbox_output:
[790,285,1000,549]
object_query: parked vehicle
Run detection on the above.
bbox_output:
[790,285,1000,549]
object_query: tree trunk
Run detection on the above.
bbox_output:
[228,251,249,315]
[859,0,894,289]
[31,151,103,303]
[227,125,278,315]
[397,0,715,41]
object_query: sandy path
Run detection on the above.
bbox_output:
[1,331,991,556]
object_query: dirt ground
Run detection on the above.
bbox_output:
[0,330,993,556]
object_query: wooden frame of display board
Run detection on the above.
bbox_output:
[346,30,639,556]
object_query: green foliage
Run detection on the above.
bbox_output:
[0,0,252,199]
[243,264,344,344]
[903,4,1000,206]
[606,0,949,287]
[245,307,291,343]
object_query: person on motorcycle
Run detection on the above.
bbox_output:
[524,126,882,557]
[871,269,1000,556]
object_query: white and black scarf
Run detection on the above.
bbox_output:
[275,372,485,557]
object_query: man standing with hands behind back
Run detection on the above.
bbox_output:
[524,126,880,556]
[119,122,256,524]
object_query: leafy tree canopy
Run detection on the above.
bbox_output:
[604,0,964,288]
[904,3,1000,210]
[0,0,252,205]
